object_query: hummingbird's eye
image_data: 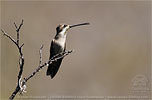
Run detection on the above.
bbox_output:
[64,25,67,27]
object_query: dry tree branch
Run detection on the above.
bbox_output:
[1,20,73,100]
[18,49,72,96]
[2,20,24,100]
[22,50,72,85]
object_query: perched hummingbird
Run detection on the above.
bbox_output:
[46,23,90,79]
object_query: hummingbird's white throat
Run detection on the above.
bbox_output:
[58,25,69,38]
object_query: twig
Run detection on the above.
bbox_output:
[1,29,17,46]
[39,45,43,66]
[14,19,23,45]
[14,22,17,29]
[20,43,24,48]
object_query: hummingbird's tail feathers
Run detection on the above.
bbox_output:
[46,65,51,76]
[46,58,63,79]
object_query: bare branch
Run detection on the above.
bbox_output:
[23,50,73,83]
[7,20,25,100]
[17,50,72,95]
[39,45,43,66]
[17,19,23,32]
[20,43,24,48]
[14,22,17,29]
[1,20,73,100]
[1,29,17,45]
[16,19,23,45]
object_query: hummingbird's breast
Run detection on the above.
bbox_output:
[55,37,66,47]
[53,38,66,54]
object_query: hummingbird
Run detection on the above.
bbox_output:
[46,22,90,79]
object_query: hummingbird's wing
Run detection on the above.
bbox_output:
[46,40,66,79]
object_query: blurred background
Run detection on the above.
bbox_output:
[1,1,151,100]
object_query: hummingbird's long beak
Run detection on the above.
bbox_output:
[69,23,90,28]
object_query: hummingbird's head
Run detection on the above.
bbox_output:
[56,24,70,34]
[56,22,90,34]
[55,23,90,38]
